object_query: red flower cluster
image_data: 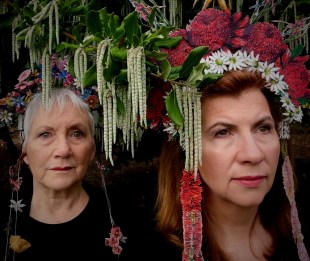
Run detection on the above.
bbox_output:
[186,9,248,51]
[161,29,192,67]
[242,22,287,63]
[180,170,203,261]
[180,170,202,212]
[146,81,172,129]
[276,50,310,105]
[160,8,249,67]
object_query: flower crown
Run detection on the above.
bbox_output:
[155,6,309,173]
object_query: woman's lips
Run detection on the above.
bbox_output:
[50,167,72,171]
[233,176,265,187]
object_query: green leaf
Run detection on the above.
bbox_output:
[109,13,119,36]
[199,73,223,88]
[61,0,80,10]
[166,89,183,126]
[110,46,127,60]
[179,46,209,79]
[72,24,84,44]
[115,69,128,85]
[82,64,97,87]
[154,36,182,48]
[290,44,303,61]
[116,95,125,114]
[55,42,79,52]
[86,10,101,36]
[160,59,171,81]
[99,8,110,36]
[23,6,35,19]
[167,66,182,80]
[187,63,205,87]
[124,11,140,46]
[147,50,167,61]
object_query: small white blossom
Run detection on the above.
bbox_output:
[163,120,179,140]
[258,62,279,81]
[267,72,287,94]
[292,106,303,122]
[0,110,13,125]
[208,50,228,74]
[226,50,247,70]
[9,199,26,212]
[245,51,260,71]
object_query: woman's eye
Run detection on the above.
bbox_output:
[215,129,229,137]
[71,131,84,138]
[258,125,271,133]
[39,132,51,138]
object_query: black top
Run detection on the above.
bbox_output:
[1,182,126,261]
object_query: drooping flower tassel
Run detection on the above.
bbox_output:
[180,170,204,261]
[282,156,310,261]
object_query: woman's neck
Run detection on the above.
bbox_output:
[29,183,89,224]
[205,197,273,261]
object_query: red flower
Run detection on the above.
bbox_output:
[160,29,192,67]
[276,49,310,105]
[185,9,248,52]
[85,95,99,110]
[147,82,172,129]
[242,22,287,63]
[180,170,203,261]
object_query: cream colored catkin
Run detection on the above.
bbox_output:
[187,89,194,171]
[48,3,54,55]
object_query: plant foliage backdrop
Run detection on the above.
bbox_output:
[0,0,309,167]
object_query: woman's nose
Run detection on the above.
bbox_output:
[236,134,264,164]
[53,136,72,157]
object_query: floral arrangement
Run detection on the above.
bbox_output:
[0,0,310,260]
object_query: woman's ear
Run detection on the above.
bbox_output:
[23,153,29,165]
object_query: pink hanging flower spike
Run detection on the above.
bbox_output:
[105,226,127,255]
[282,156,310,261]
[96,161,127,255]
[180,170,204,261]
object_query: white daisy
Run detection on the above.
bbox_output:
[208,50,228,74]
[292,106,303,122]
[258,61,279,81]
[267,72,287,94]
[245,51,260,71]
[226,50,247,70]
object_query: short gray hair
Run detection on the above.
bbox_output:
[22,88,95,151]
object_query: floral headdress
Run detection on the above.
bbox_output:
[157,4,310,261]
[1,0,309,260]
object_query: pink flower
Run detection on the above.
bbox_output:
[242,22,287,63]
[17,69,31,82]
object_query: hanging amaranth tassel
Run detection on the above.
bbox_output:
[180,169,204,261]
[282,156,309,261]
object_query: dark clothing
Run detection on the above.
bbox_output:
[1,182,126,261]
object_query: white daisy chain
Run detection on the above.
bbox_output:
[199,49,302,139]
